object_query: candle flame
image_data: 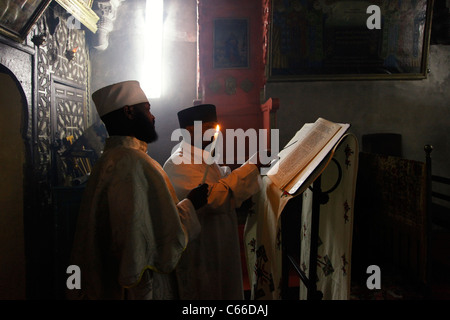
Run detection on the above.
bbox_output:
[201,124,220,184]
[213,125,220,138]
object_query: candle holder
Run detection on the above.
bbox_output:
[65,46,78,62]
[32,33,47,47]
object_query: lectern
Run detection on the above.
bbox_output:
[244,132,358,300]
[280,134,359,300]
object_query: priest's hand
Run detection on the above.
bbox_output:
[186,183,209,210]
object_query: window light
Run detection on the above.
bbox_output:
[141,0,164,98]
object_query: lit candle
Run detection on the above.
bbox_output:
[201,124,220,184]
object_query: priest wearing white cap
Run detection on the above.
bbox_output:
[163,104,264,300]
[68,80,208,300]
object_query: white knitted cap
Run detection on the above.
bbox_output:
[92,80,149,117]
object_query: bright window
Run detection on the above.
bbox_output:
[141,0,164,98]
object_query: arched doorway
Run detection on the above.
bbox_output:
[0,67,28,299]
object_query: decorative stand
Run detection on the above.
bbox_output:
[280,147,345,300]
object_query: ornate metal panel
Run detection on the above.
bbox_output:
[32,9,90,298]
[35,10,89,187]
[1,4,91,298]
[51,79,87,185]
[53,81,86,142]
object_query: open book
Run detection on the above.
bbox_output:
[267,118,350,194]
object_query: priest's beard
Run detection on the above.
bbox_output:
[135,118,159,143]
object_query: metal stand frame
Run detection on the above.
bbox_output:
[281,158,342,300]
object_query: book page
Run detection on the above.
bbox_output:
[284,124,350,194]
[276,124,313,160]
[267,118,347,191]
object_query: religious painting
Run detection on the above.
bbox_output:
[268,0,434,81]
[0,0,52,42]
[213,18,249,69]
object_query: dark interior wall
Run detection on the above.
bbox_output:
[88,0,450,176]
[0,72,26,299]
[265,44,450,178]
[196,0,266,166]
[0,2,92,298]
[89,0,267,166]
[89,0,147,93]
[89,0,198,165]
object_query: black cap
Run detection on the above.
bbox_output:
[177,104,217,128]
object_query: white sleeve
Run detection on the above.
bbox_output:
[208,163,262,211]
[177,198,201,243]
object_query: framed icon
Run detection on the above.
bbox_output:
[213,18,249,69]
[0,0,52,42]
[268,0,434,81]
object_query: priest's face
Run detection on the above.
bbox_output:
[185,121,218,149]
[132,102,158,143]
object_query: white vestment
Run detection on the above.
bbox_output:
[163,141,262,299]
[68,136,201,300]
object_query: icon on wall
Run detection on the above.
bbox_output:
[268,0,434,81]
[213,18,249,69]
[0,0,52,42]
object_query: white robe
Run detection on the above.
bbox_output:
[163,140,262,299]
[68,136,201,300]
